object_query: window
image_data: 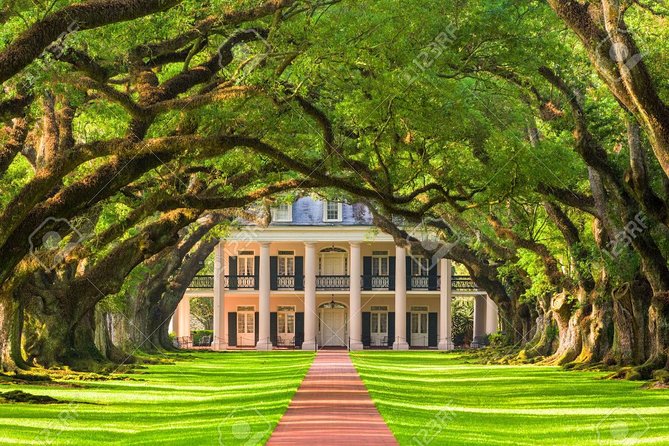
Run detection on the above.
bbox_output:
[371,306,388,335]
[411,312,428,334]
[371,250,389,276]
[278,251,295,276]
[238,250,254,276]
[323,201,343,222]
[318,247,348,275]
[237,306,255,334]
[271,204,292,222]
[277,306,296,335]
[411,257,430,276]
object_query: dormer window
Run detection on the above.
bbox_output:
[323,201,343,222]
[271,203,292,222]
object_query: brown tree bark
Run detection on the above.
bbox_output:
[611,279,651,365]
[18,209,199,367]
[119,213,223,352]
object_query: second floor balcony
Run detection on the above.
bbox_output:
[188,274,481,292]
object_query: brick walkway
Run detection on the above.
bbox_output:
[267,350,398,445]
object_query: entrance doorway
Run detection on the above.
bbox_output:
[319,301,347,347]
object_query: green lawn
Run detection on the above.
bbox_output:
[351,351,669,446]
[0,351,314,445]
[4,350,668,446]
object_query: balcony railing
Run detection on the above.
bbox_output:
[316,275,350,290]
[410,276,430,289]
[452,275,479,291]
[370,275,390,289]
[276,275,295,289]
[189,275,215,288]
[188,274,482,292]
[234,275,255,289]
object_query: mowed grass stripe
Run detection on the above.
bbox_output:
[351,351,669,446]
[0,351,314,445]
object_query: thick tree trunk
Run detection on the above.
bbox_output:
[523,295,557,358]
[0,295,21,371]
[94,310,130,363]
[115,214,221,352]
[23,294,105,368]
[573,297,612,366]
[610,280,651,366]
[645,294,669,374]
[549,291,582,365]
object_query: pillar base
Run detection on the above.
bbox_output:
[301,340,318,351]
[438,341,453,351]
[212,342,228,352]
[471,335,489,348]
[349,341,364,351]
[256,340,273,351]
[392,341,410,350]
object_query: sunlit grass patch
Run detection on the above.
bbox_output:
[0,351,314,445]
[351,351,669,446]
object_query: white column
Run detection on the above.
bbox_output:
[256,242,272,350]
[212,241,226,350]
[472,295,488,347]
[172,305,181,336]
[349,242,363,350]
[302,242,317,350]
[176,297,191,338]
[393,245,409,350]
[438,259,453,350]
[486,297,498,334]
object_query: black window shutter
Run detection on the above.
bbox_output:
[428,262,438,290]
[270,312,277,345]
[388,312,395,346]
[406,312,411,346]
[270,256,278,290]
[406,256,413,290]
[428,312,438,347]
[389,256,396,291]
[362,312,371,346]
[228,312,237,347]
[362,256,372,290]
[254,312,259,343]
[228,256,238,290]
[295,312,304,347]
[253,256,260,290]
[294,256,304,290]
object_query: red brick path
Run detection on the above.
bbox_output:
[266,350,398,445]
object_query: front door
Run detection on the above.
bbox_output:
[370,306,388,346]
[319,307,347,347]
[237,307,255,346]
[411,307,429,347]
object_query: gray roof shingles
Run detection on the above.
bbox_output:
[273,197,373,226]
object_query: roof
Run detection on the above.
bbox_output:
[272,197,373,226]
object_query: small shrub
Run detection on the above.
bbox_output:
[191,330,213,346]
[488,331,511,347]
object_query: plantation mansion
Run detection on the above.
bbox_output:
[175,198,498,350]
